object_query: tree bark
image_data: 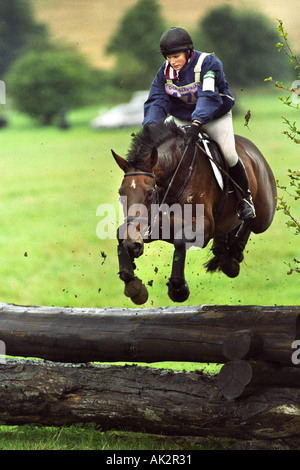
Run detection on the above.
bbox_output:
[0,303,299,365]
[0,359,300,440]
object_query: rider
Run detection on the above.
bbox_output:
[143,27,256,220]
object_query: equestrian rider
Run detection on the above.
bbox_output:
[143,27,256,220]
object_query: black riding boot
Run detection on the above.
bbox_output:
[229,159,256,219]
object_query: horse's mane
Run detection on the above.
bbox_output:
[126,120,184,168]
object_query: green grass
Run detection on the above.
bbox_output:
[0,91,298,449]
[0,423,232,450]
[0,92,298,309]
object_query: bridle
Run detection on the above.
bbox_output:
[121,144,196,239]
[122,171,159,238]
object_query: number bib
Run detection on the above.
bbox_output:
[165,81,199,105]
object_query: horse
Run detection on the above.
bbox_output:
[111,120,277,305]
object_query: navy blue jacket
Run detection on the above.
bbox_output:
[143,50,235,126]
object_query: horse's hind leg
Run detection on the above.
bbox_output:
[204,235,228,273]
[220,224,252,277]
[167,240,190,302]
[205,224,251,278]
[228,223,251,263]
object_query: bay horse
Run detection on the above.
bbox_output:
[112,120,277,304]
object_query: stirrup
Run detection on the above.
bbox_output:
[237,195,256,220]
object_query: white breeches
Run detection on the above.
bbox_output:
[167,111,239,168]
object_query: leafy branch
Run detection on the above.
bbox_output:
[282,117,300,144]
[265,20,299,275]
[264,20,300,112]
[276,19,299,67]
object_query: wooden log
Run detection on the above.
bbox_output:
[0,303,299,365]
[218,360,300,399]
[0,358,300,440]
[221,330,263,360]
[217,360,253,399]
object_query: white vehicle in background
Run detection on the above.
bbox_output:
[91,91,148,129]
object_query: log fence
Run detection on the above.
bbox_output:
[0,302,299,441]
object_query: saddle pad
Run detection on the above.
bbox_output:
[200,137,224,190]
[210,158,224,190]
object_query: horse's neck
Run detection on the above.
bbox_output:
[154,140,199,199]
[156,142,212,196]
[156,139,185,177]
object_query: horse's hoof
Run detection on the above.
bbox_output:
[124,277,148,304]
[167,280,190,302]
[131,285,149,305]
[219,255,240,278]
[124,277,142,297]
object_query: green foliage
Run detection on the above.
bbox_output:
[106,0,166,74]
[265,20,299,275]
[275,169,300,275]
[6,49,95,124]
[0,0,48,76]
[193,5,289,87]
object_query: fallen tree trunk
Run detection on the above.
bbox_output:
[0,303,299,365]
[0,358,300,440]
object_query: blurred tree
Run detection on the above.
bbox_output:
[7,49,94,125]
[193,5,289,87]
[0,0,48,76]
[106,0,166,75]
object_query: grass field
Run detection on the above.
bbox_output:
[0,91,298,309]
[0,90,299,450]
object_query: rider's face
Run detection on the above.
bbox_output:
[166,52,187,71]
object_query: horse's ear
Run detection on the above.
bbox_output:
[111,150,129,173]
[145,147,158,171]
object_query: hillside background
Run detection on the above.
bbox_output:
[33,0,299,70]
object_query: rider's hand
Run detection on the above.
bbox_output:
[184,121,201,146]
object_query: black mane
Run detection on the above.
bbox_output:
[126,120,184,168]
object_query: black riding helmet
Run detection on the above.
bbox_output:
[160,27,194,57]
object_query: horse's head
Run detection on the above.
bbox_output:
[112,147,158,259]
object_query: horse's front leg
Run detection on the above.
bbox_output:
[117,225,148,305]
[167,239,190,302]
